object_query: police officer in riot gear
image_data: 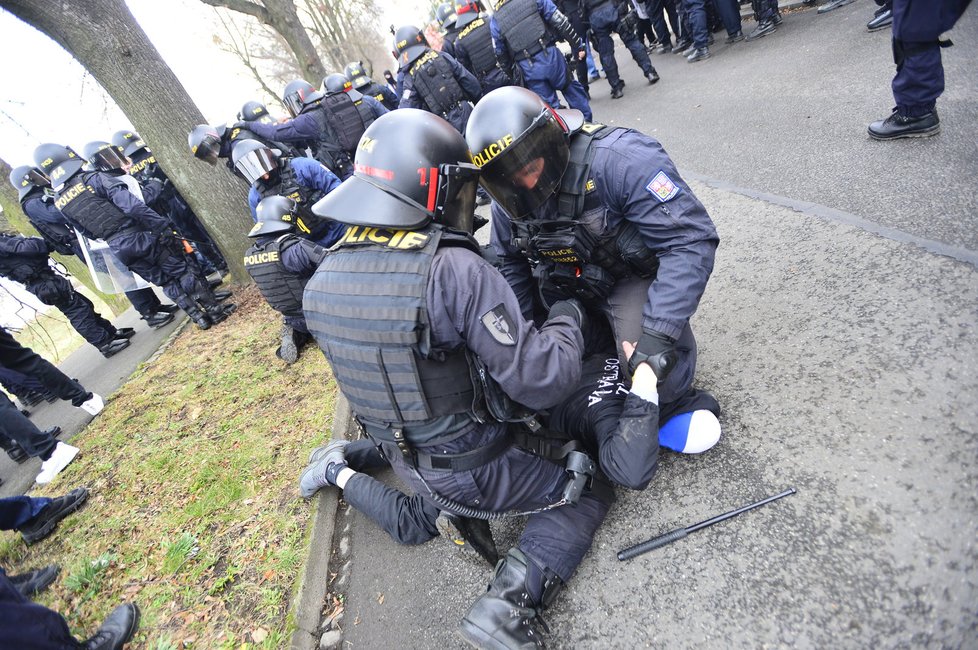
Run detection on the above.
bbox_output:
[583,0,660,98]
[489,0,593,120]
[243,196,328,364]
[188,122,298,176]
[9,163,176,330]
[435,1,462,56]
[344,61,399,110]
[231,139,344,248]
[466,86,721,440]
[451,0,514,95]
[110,129,229,277]
[34,143,235,330]
[321,72,389,129]
[392,25,482,136]
[300,108,610,649]
[0,232,133,357]
[235,79,360,180]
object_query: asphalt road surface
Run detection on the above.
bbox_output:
[334,4,978,649]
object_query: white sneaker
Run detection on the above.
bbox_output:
[79,393,104,416]
[36,442,80,485]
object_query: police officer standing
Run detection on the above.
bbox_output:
[231,139,344,248]
[243,196,329,364]
[451,0,514,96]
[299,109,609,648]
[867,0,969,140]
[321,72,389,128]
[583,0,660,99]
[344,62,399,110]
[466,87,721,443]
[490,0,593,120]
[436,1,462,56]
[9,163,176,330]
[110,130,229,277]
[34,144,235,331]
[392,25,483,136]
[0,232,132,358]
[235,80,360,179]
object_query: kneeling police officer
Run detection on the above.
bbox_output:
[299,109,610,649]
[244,196,328,364]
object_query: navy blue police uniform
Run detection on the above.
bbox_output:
[397,50,482,134]
[451,5,514,96]
[489,122,719,410]
[246,157,344,248]
[0,234,121,350]
[490,0,594,120]
[243,233,326,335]
[583,0,659,94]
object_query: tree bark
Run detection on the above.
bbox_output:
[0,157,132,315]
[0,0,253,283]
[201,0,326,83]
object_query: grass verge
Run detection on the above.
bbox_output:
[0,286,338,648]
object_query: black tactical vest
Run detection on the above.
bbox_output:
[321,93,367,155]
[409,51,467,116]
[364,82,396,110]
[511,124,659,302]
[0,237,48,283]
[494,0,549,59]
[457,18,498,76]
[243,235,311,318]
[256,161,333,241]
[304,224,481,446]
[53,173,135,241]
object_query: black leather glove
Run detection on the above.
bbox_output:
[548,298,589,338]
[629,330,677,380]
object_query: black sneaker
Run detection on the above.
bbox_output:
[673,39,692,54]
[726,30,744,43]
[867,8,892,30]
[9,564,60,596]
[610,83,624,99]
[818,0,855,13]
[746,20,776,40]
[771,12,783,25]
[113,328,136,339]
[645,68,660,84]
[6,442,29,464]
[687,47,711,62]
[81,603,140,650]
[18,487,90,545]
[98,338,130,358]
[868,109,940,140]
[156,304,180,313]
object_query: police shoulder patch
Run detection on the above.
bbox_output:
[646,170,681,203]
[480,303,516,346]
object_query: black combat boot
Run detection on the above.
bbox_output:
[184,305,213,330]
[436,512,500,566]
[205,303,237,327]
[459,549,560,649]
[81,603,140,650]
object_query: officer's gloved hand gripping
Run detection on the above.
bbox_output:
[628,329,677,380]
[547,298,589,341]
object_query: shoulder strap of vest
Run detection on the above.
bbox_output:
[556,123,615,220]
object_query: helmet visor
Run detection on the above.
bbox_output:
[478,110,568,220]
[235,147,278,184]
[194,134,221,165]
[283,92,304,118]
[435,162,480,233]
[93,146,130,172]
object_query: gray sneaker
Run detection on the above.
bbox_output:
[277,323,299,364]
[299,440,350,498]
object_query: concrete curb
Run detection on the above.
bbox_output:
[290,393,352,650]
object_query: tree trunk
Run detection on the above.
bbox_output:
[0,158,131,315]
[0,0,253,284]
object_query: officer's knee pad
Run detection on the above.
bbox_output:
[659,409,721,454]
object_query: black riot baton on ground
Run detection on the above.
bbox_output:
[617,488,796,561]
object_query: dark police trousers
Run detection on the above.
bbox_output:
[0,568,81,648]
[589,2,655,88]
[25,272,117,347]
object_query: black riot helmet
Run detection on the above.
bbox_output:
[392,25,429,67]
[188,124,223,165]
[281,79,323,118]
[33,143,86,191]
[312,109,480,233]
[249,195,298,238]
[453,0,482,28]
[465,86,578,220]
[436,2,457,31]
[344,61,371,90]
[110,130,149,157]
[323,73,353,95]
[9,165,49,201]
[231,139,281,185]
[82,141,131,172]
[239,101,270,122]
